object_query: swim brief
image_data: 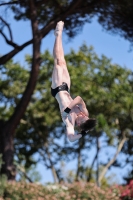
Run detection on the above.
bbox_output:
[51,82,69,98]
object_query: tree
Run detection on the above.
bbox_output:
[0,0,133,180]
[64,44,133,185]
[96,0,133,46]
[1,44,132,185]
[0,51,63,182]
[0,0,133,64]
[0,0,42,180]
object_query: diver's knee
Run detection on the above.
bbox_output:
[57,58,66,66]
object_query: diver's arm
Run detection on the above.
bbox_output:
[64,96,89,116]
[63,117,82,142]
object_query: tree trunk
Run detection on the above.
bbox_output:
[75,148,81,181]
[47,151,59,183]
[87,136,100,183]
[0,124,16,180]
[39,143,60,183]
[0,0,41,180]
[96,137,100,187]
[98,134,128,184]
[44,144,59,183]
[75,139,84,181]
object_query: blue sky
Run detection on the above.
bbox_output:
[0,14,133,184]
[0,16,132,69]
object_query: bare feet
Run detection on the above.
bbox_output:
[54,21,64,36]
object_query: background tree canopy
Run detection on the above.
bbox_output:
[0,0,133,181]
[1,44,133,185]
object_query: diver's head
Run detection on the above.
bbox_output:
[76,113,96,132]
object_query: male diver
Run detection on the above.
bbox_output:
[51,21,96,142]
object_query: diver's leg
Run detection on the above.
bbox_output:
[52,21,70,89]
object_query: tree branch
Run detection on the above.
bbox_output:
[0,39,32,65]
[0,16,20,49]
[35,0,49,8]
[0,16,13,40]
[75,0,105,13]
[40,0,102,39]
[98,134,128,183]
[0,0,96,65]
[0,0,84,64]
[37,129,59,183]
[0,29,19,48]
[75,139,83,181]
[45,145,59,183]
[39,148,59,183]
[40,0,85,39]
[87,136,100,182]
[17,164,33,183]
[0,1,19,7]
[0,0,101,65]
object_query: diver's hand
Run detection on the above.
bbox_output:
[63,117,73,127]
[61,111,69,119]
[61,113,73,127]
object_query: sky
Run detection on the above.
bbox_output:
[0,13,133,185]
[0,15,132,70]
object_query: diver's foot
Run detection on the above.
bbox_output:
[54,21,64,36]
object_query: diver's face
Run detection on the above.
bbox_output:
[76,114,88,127]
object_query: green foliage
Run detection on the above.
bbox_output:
[65,165,118,187]
[97,0,133,45]
[1,44,133,184]
[0,154,3,170]
[11,0,93,38]
[0,60,29,120]
[0,175,7,198]
[9,0,133,44]
[1,0,133,184]
[0,154,7,197]
[16,163,42,183]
